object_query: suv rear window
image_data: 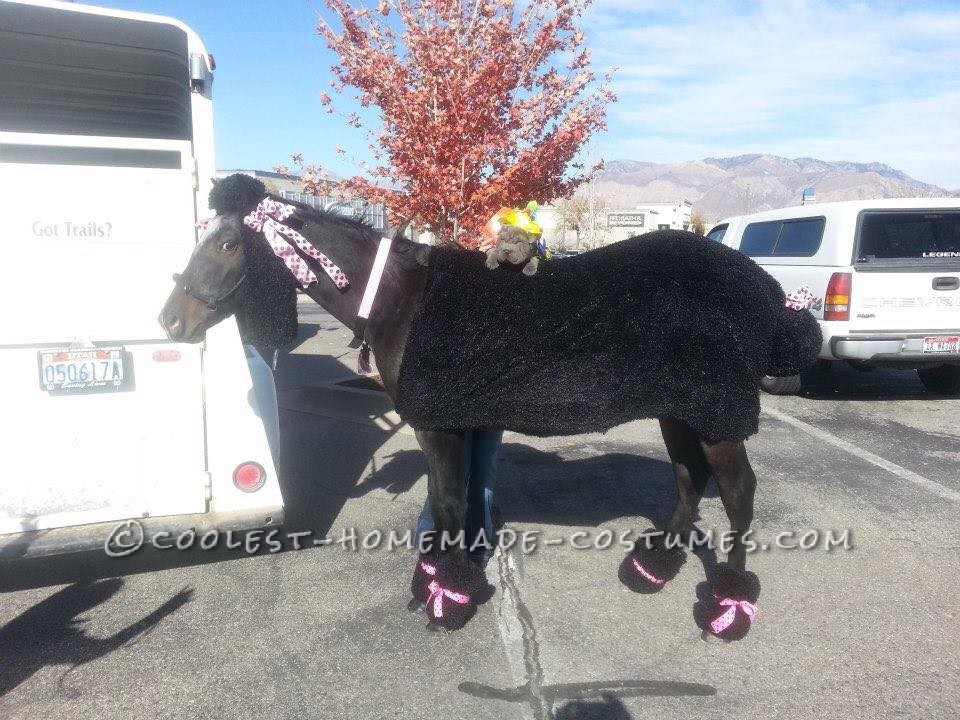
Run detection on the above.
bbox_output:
[739,217,825,257]
[706,224,728,242]
[0,3,192,140]
[857,211,960,263]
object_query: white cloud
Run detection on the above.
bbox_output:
[583,0,960,187]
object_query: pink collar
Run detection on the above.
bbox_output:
[349,236,393,347]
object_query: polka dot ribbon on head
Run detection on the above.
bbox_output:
[243,198,349,290]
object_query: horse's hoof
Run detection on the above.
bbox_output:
[425,621,449,633]
[407,598,426,614]
[700,629,731,644]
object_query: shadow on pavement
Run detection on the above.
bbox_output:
[0,400,705,591]
[553,695,634,719]
[0,579,192,697]
[353,442,710,529]
[272,345,355,390]
[460,678,715,718]
[797,364,951,401]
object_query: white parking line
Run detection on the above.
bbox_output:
[762,406,960,503]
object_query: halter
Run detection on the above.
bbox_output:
[171,272,246,313]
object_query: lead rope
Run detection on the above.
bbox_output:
[357,341,372,374]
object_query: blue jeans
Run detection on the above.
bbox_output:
[416,429,503,563]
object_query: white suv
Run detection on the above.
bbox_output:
[709,199,960,394]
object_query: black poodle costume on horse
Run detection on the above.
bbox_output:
[392,229,818,635]
[207,174,821,639]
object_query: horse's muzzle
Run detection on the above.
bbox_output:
[159,308,184,340]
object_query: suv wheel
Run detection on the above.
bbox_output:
[917,365,960,395]
[760,374,802,395]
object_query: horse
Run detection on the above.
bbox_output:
[160,173,821,640]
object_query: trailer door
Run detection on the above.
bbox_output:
[0,3,209,534]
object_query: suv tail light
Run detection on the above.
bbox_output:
[824,272,852,321]
[233,462,265,492]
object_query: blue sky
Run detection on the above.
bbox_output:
[101,0,960,188]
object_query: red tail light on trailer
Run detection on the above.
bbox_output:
[233,462,265,492]
[824,272,852,321]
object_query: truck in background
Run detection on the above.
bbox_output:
[709,199,960,395]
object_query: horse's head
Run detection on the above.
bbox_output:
[159,173,299,346]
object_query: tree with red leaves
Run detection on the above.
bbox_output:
[315,0,615,246]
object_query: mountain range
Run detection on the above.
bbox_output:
[584,154,957,222]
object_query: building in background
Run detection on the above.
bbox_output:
[605,200,693,243]
[538,198,694,251]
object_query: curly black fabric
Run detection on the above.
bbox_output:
[618,528,687,593]
[693,563,762,641]
[395,230,820,442]
[209,173,266,214]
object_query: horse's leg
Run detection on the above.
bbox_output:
[662,419,711,544]
[698,440,755,570]
[695,439,761,641]
[409,429,484,631]
[619,418,706,593]
[416,429,469,559]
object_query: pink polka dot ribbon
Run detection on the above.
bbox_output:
[632,557,665,585]
[785,285,817,310]
[420,561,471,619]
[710,597,758,635]
[243,198,349,290]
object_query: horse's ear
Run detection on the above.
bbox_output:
[390,220,431,267]
[234,271,298,348]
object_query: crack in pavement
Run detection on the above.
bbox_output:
[469,546,716,719]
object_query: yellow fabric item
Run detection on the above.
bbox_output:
[498,208,542,236]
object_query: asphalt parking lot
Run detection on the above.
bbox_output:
[1,299,958,719]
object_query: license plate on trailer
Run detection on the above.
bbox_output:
[38,347,128,392]
[922,336,960,354]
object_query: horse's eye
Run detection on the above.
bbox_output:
[220,240,237,252]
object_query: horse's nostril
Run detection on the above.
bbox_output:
[161,310,182,338]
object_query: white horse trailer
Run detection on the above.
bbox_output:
[0,0,283,557]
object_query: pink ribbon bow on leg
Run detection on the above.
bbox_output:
[419,561,471,619]
[710,597,758,635]
[242,198,349,290]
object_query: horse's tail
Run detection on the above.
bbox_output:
[765,307,822,377]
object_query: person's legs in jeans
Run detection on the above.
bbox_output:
[465,429,503,563]
[415,429,503,564]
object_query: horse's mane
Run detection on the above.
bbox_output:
[272,193,377,238]
[210,173,379,247]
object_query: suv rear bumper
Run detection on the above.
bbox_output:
[829,334,960,364]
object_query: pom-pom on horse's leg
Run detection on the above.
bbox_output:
[412,428,482,631]
[619,528,687,592]
[485,248,500,269]
[521,255,539,276]
[619,419,709,593]
[409,549,441,613]
[696,438,761,642]
[694,563,761,642]
[422,552,486,631]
